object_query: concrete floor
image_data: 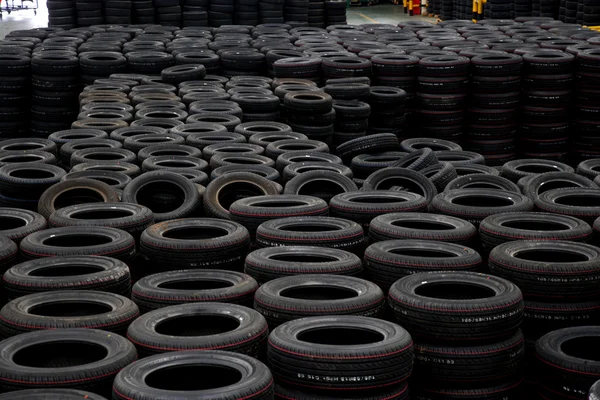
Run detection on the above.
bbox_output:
[0,0,433,38]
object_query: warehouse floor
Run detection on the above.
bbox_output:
[0,1,432,39]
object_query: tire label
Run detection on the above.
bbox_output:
[297,373,376,383]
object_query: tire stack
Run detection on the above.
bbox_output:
[235,0,259,24]
[581,0,600,25]
[488,241,600,399]
[484,0,513,19]
[453,0,470,19]
[325,0,346,25]
[332,100,370,145]
[367,86,407,138]
[283,91,334,145]
[534,0,559,17]
[76,0,103,26]
[564,0,578,22]
[47,0,77,29]
[466,53,522,166]
[520,51,574,163]
[104,0,132,25]
[30,47,80,138]
[308,0,325,27]
[209,0,234,26]
[0,53,31,140]
[153,0,182,27]
[440,0,453,20]
[133,0,156,24]
[389,271,525,400]
[573,49,600,164]
[417,55,469,146]
[283,0,308,24]
[512,0,532,19]
[259,0,284,23]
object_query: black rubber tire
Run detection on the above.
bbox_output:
[0,328,136,397]
[137,144,203,163]
[502,159,574,182]
[70,162,141,178]
[411,379,523,400]
[265,139,329,160]
[0,163,66,210]
[283,170,358,203]
[267,316,413,390]
[523,172,598,201]
[126,302,268,357]
[140,217,250,273]
[0,150,57,167]
[479,212,593,250]
[0,208,47,244]
[110,126,168,143]
[444,174,521,193]
[489,240,600,301]
[2,256,131,300]
[282,161,352,183]
[535,188,600,225]
[364,240,483,292]
[244,246,363,284]
[391,148,439,171]
[401,137,462,153]
[141,156,208,174]
[276,151,343,171]
[329,190,428,230]
[37,178,120,220]
[349,152,409,179]
[0,290,139,337]
[204,172,281,220]
[536,327,600,400]
[59,139,123,166]
[335,133,400,163]
[0,138,57,155]
[48,202,154,241]
[455,164,500,176]
[389,271,523,343]
[63,171,132,191]
[230,194,328,235]
[362,167,438,204]
[577,158,600,180]
[0,236,17,274]
[122,171,201,222]
[202,143,265,161]
[369,212,478,246]
[254,274,384,327]
[431,189,534,227]
[186,131,245,151]
[522,299,600,341]
[255,216,364,254]
[283,90,332,113]
[414,329,524,385]
[131,270,258,312]
[123,133,186,154]
[112,350,273,400]
[0,389,108,400]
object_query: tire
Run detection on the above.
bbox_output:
[265,139,329,160]
[268,316,413,390]
[364,240,482,292]
[37,178,120,220]
[419,162,458,192]
[140,218,250,273]
[434,150,486,165]
[48,202,154,241]
[0,150,57,167]
[112,350,273,400]
[535,188,600,225]
[388,271,523,342]
[362,168,438,204]
[479,212,593,249]
[254,274,384,327]
[2,256,131,300]
[502,159,574,182]
[123,133,186,153]
[523,172,598,201]
[284,91,332,113]
[0,328,136,397]
[235,121,293,140]
[577,158,600,180]
[413,330,525,385]
[0,163,66,210]
[20,226,135,262]
[70,161,141,178]
[137,145,203,163]
[412,379,523,400]
[0,236,17,274]
[335,133,401,163]
[186,131,245,151]
[329,190,428,230]
[0,290,139,337]
[230,194,328,236]
[489,240,600,301]
[141,156,208,174]
[431,189,534,227]
[244,246,362,283]
[391,148,439,171]
[401,137,462,153]
[131,270,258,313]
[282,161,352,183]
[350,152,409,179]
[63,171,131,191]
[0,138,57,154]
[122,171,201,222]
[255,216,364,254]
[523,300,600,341]
[126,302,268,357]
[536,327,600,400]
[276,151,343,171]
[274,383,409,400]
[59,139,123,166]
[444,174,521,193]
[0,389,108,400]
[0,208,47,244]
[455,164,500,176]
[283,170,358,203]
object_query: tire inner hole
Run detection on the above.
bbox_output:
[13,341,108,368]
[42,234,113,247]
[269,253,339,263]
[514,164,560,173]
[390,248,458,258]
[163,226,228,240]
[452,195,513,207]
[137,181,185,213]
[514,249,589,263]
[280,285,359,300]
[155,314,241,336]
[560,336,600,361]
[390,220,456,230]
[145,364,242,391]
[415,282,496,300]
[54,188,106,210]
[0,216,27,230]
[70,209,133,220]
[554,194,600,207]
[297,327,384,345]
[158,279,233,290]
[377,177,424,196]
[501,220,569,231]
[29,300,113,317]
[219,181,266,209]
[30,265,105,277]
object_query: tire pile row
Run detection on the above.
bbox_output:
[46,0,346,28]
[2,19,600,400]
